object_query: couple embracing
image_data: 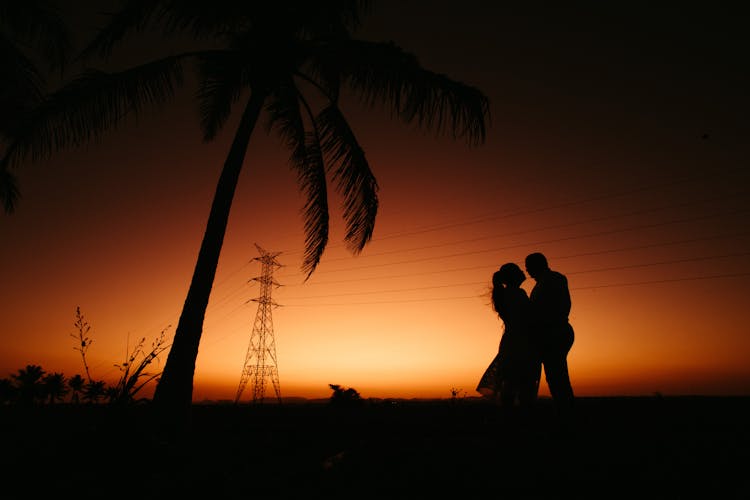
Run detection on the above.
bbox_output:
[476,252,575,419]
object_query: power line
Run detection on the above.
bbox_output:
[572,272,750,290]
[276,166,742,255]
[281,272,750,307]
[326,192,748,262]
[270,231,750,287]
[283,281,484,300]
[279,191,747,273]
[565,251,750,276]
[123,226,750,341]
[280,251,750,302]
[277,206,750,279]
[123,174,750,337]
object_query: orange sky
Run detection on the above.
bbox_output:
[2,2,749,401]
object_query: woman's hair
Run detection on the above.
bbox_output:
[491,270,504,315]
[491,263,522,315]
[498,263,522,282]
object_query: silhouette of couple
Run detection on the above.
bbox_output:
[477,252,575,419]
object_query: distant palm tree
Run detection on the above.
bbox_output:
[1,1,490,425]
[82,380,106,404]
[0,377,18,405]
[0,0,70,211]
[104,385,120,404]
[11,364,46,405]
[68,374,85,404]
[41,372,68,405]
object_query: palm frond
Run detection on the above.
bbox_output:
[0,35,44,136]
[265,77,305,156]
[298,56,341,104]
[155,0,259,38]
[295,133,330,279]
[196,50,248,141]
[80,0,266,62]
[335,0,372,31]
[266,80,330,278]
[323,40,490,145]
[397,71,490,146]
[294,0,372,39]
[317,105,378,254]
[78,0,164,60]
[160,0,371,43]
[2,56,185,170]
[0,0,71,71]
[0,166,20,214]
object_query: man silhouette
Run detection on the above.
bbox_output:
[524,252,575,418]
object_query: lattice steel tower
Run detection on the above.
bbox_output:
[235,243,283,405]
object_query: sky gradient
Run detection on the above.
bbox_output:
[2,2,749,401]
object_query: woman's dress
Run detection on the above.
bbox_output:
[476,287,539,398]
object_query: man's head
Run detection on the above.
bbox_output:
[524,252,549,280]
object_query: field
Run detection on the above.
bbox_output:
[2,396,748,498]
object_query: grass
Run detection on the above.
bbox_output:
[1,396,747,498]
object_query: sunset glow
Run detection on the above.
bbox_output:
[2,2,749,402]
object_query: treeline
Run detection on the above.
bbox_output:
[0,364,116,406]
[1,307,170,407]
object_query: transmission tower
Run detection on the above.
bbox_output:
[235,243,283,405]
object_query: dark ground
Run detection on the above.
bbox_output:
[1,396,748,499]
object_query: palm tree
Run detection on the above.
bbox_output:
[82,380,106,404]
[41,372,68,405]
[0,0,70,211]
[11,364,46,406]
[68,374,85,404]
[0,377,18,405]
[1,1,490,425]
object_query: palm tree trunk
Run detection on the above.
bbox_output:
[152,91,267,428]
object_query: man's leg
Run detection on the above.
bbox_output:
[544,355,574,412]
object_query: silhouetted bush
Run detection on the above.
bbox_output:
[328,384,363,408]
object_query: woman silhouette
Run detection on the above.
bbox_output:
[476,263,541,410]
